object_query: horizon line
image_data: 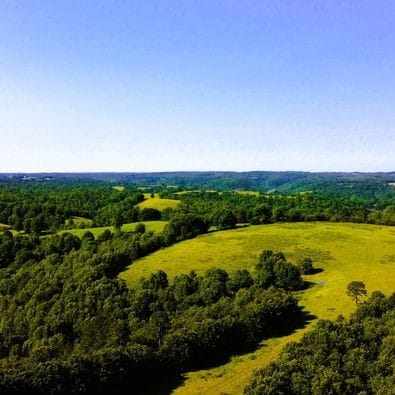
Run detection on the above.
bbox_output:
[0,170,394,175]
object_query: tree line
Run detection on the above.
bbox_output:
[172,190,395,226]
[0,181,394,236]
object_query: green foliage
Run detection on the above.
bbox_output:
[297,257,314,274]
[255,250,303,291]
[176,189,395,227]
[139,207,161,221]
[212,208,237,229]
[0,231,301,393]
[1,178,394,237]
[120,221,395,394]
[226,269,254,294]
[134,223,146,234]
[0,208,273,393]
[244,293,395,395]
[346,281,368,305]
[162,213,209,245]
[0,176,393,393]
[0,180,145,233]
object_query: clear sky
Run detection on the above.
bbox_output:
[0,1,394,172]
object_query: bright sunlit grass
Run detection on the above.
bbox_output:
[59,221,167,238]
[119,222,395,394]
[137,194,180,210]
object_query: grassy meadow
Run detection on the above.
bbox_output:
[174,190,219,195]
[60,220,167,238]
[65,216,93,227]
[119,222,395,394]
[234,190,260,196]
[137,193,181,211]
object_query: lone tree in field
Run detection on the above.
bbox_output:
[346,281,367,305]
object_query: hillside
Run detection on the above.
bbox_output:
[119,222,395,394]
[2,171,395,199]
[59,220,167,238]
[137,194,181,211]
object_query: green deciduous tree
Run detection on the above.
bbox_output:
[346,281,367,305]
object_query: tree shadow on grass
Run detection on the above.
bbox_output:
[131,375,185,395]
[309,267,324,275]
[145,308,317,395]
[302,268,325,290]
[266,308,316,339]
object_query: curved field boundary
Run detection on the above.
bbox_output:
[118,222,395,394]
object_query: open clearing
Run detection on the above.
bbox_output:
[137,194,181,210]
[234,190,260,196]
[119,222,395,394]
[60,221,167,238]
[65,216,93,227]
[175,190,219,195]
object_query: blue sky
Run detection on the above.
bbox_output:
[0,1,394,172]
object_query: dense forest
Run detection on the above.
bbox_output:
[2,171,395,199]
[0,181,146,233]
[0,177,394,235]
[245,292,395,395]
[0,218,303,393]
[172,190,395,226]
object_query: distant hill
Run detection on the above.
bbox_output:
[1,171,394,199]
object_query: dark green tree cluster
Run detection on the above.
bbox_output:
[245,292,395,395]
[0,181,148,234]
[175,190,395,226]
[297,258,315,274]
[162,213,209,245]
[130,269,300,372]
[255,251,304,291]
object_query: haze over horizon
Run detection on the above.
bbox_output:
[1,1,394,173]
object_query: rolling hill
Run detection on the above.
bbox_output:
[119,222,395,394]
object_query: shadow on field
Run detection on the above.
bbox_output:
[309,267,324,274]
[131,376,185,395]
[303,280,318,290]
[146,308,317,395]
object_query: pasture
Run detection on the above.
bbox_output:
[65,216,93,227]
[137,193,181,210]
[59,220,167,238]
[234,190,260,196]
[119,222,395,394]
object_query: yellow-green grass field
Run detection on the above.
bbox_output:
[174,190,200,195]
[119,222,395,394]
[137,194,181,211]
[234,190,260,196]
[65,216,93,227]
[175,190,219,195]
[0,223,10,230]
[113,185,125,191]
[59,221,167,238]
